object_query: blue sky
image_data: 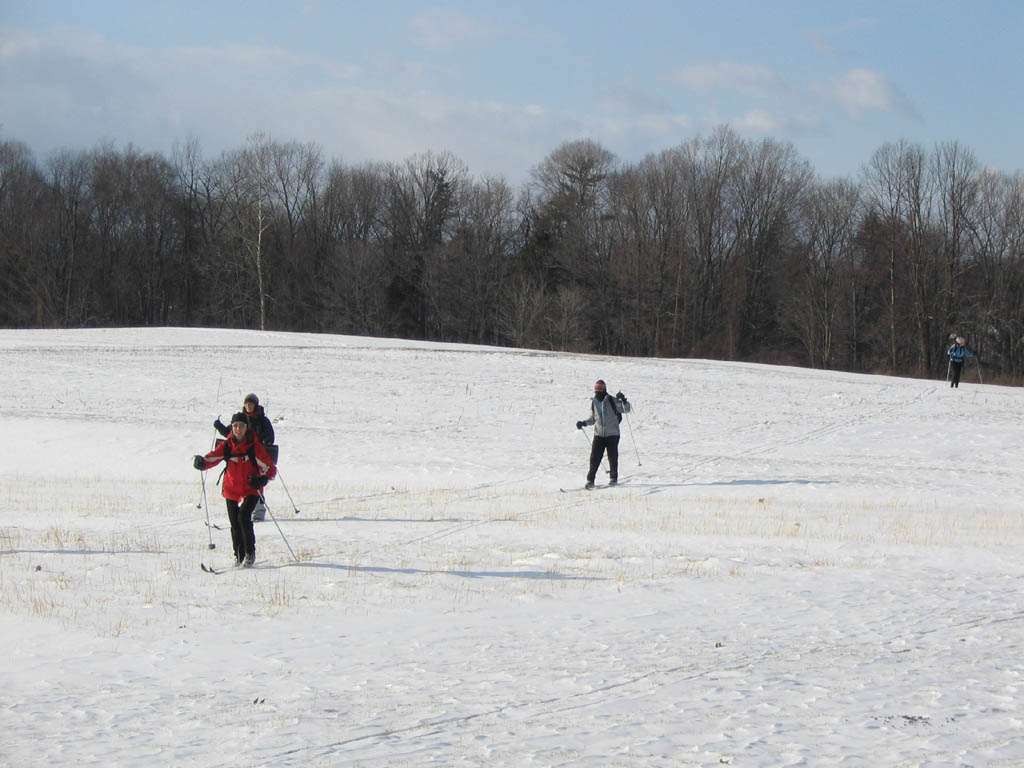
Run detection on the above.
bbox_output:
[2,0,1021,185]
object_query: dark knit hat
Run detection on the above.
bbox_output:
[230,412,249,426]
[243,393,259,405]
[594,380,607,391]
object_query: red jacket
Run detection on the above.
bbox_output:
[200,433,277,501]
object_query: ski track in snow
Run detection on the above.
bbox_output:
[1,327,1023,767]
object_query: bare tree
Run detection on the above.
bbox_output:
[544,284,587,350]
[170,138,232,324]
[498,275,546,349]
[381,150,467,338]
[85,144,181,324]
[726,137,813,359]
[262,140,324,328]
[863,140,940,374]
[530,139,617,285]
[932,141,980,343]
[0,141,54,325]
[679,126,742,355]
[606,150,690,356]
[316,160,389,333]
[219,133,277,329]
[446,174,519,343]
[969,169,1024,376]
[785,177,862,367]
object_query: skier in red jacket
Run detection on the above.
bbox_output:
[193,413,277,567]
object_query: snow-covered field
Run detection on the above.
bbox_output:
[1,327,1022,767]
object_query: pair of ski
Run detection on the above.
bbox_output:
[560,479,627,493]
[201,561,258,575]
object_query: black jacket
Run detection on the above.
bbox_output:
[216,405,275,445]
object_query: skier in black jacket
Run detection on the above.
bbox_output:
[215,393,275,446]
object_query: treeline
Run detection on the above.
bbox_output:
[1,127,1022,381]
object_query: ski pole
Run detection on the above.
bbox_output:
[200,471,215,550]
[260,494,298,562]
[946,359,951,381]
[624,410,641,466]
[975,356,984,384]
[199,378,224,508]
[211,375,223,450]
[195,420,221,513]
[195,424,223,510]
[274,468,301,515]
[577,425,590,446]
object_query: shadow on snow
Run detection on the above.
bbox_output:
[268,560,605,582]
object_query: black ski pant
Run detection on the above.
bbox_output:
[950,360,963,387]
[226,495,258,561]
[588,434,620,484]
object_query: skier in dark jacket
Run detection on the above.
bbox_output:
[575,379,631,489]
[214,393,275,446]
[193,413,277,567]
[947,337,975,388]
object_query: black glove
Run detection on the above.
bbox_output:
[249,475,269,489]
[615,391,627,402]
[193,455,206,470]
[213,417,226,432]
[576,421,585,430]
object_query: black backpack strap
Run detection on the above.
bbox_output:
[608,396,621,422]
[221,438,257,465]
[218,438,256,485]
[213,439,229,485]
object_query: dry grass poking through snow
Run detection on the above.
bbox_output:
[3,477,1020,637]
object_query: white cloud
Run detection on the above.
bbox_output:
[824,68,917,119]
[598,80,674,115]
[408,10,497,50]
[667,62,788,98]
[631,113,694,135]
[732,109,824,136]
[2,25,913,187]
[733,108,784,133]
[803,17,879,57]
[0,25,557,182]
[0,27,41,58]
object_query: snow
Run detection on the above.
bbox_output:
[1,327,1022,767]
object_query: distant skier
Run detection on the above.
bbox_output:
[214,393,275,446]
[947,336,975,388]
[214,393,276,521]
[575,380,630,489]
[193,413,277,567]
